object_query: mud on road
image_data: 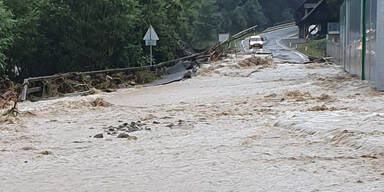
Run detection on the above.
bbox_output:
[1,54,384,191]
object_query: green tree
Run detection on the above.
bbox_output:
[241,0,267,29]
[326,0,344,22]
[3,0,42,80]
[139,0,187,62]
[1,0,305,80]
[34,0,144,76]
[259,0,303,26]
[192,0,222,50]
[179,0,203,48]
[0,0,15,74]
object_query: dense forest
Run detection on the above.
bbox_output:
[0,0,305,81]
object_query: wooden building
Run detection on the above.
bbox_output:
[294,0,328,39]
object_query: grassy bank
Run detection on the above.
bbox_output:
[296,39,327,59]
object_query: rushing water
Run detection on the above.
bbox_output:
[1,28,383,191]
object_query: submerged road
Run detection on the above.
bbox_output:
[240,26,309,63]
[153,26,309,87]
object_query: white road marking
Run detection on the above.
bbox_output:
[276,38,308,62]
[240,26,308,62]
[260,26,309,62]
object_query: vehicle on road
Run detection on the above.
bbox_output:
[249,35,265,50]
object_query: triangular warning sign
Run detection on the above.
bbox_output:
[143,25,159,41]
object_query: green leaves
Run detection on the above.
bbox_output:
[0,0,15,73]
[191,0,222,50]
[0,0,308,80]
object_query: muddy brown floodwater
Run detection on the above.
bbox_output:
[1,54,384,192]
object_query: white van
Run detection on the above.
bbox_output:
[249,35,265,50]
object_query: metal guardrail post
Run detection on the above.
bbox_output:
[21,79,29,101]
[361,0,367,80]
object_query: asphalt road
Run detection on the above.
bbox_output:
[150,62,191,86]
[153,26,309,86]
[240,26,309,63]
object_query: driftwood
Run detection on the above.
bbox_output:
[304,56,333,64]
[0,91,16,109]
[0,82,27,117]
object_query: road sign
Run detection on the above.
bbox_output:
[219,33,230,42]
[143,25,159,66]
[308,24,319,35]
[143,25,159,42]
[145,40,157,46]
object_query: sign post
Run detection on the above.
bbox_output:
[143,25,159,66]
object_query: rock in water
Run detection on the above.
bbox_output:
[94,133,104,138]
[183,71,192,79]
[128,136,138,141]
[117,133,130,138]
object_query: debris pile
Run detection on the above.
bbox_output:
[0,91,16,110]
[90,98,112,107]
[0,83,26,125]
[238,57,273,68]
[0,115,19,125]
[317,93,332,101]
[283,90,313,102]
[166,120,194,130]
[94,121,150,139]
[308,104,337,111]
[26,69,161,101]
[305,56,333,64]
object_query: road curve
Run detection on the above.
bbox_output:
[240,26,309,63]
[153,26,309,87]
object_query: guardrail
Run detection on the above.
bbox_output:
[208,25,259,61]
[262,22,296,33]
[21,53,208,101]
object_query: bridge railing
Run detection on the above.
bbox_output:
[262,22,296,33]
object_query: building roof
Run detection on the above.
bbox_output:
[295,0,327,25]
[300,0,326,23]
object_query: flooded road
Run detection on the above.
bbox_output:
[1,29,384,191]
[240,26,309,63]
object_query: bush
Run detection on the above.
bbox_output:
[297,39,327,58]
[135,70,158,84]
[0,1,15,74]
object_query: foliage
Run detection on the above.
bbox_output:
[297,39,327,58]
[35,0,145,75]
[191,0,222,50]
[135,70,158,84]
[326,0,344,22]
[0,0,15,74]
[0,0,324,80]
[259,0,303,25]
